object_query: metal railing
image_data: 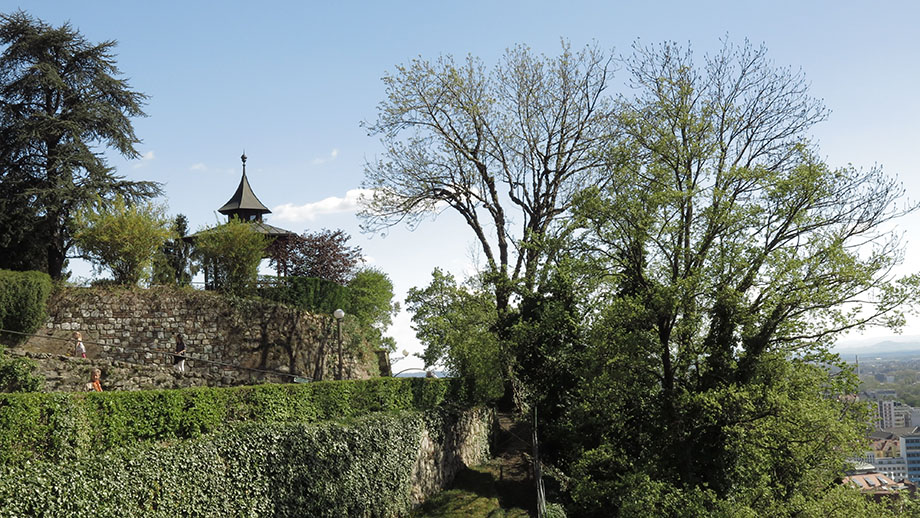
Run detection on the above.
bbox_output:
[0,328,310,383]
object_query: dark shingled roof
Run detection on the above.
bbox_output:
[248,220,297,237]
[184,220,297,242]
[218,172,271,215]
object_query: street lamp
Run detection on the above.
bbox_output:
[334,308,345,380]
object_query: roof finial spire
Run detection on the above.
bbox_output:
[241,151,247,175]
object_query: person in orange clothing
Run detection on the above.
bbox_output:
[90,368,102,392]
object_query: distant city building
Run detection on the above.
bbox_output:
[874,456,909,482]
[899,430,920,483]
[880,401,897,429]
[843,470,913,497]
[874,401,912,430]
[910,407,920,428]
[896,406,913,428]
[843,461,916,501]
[872,438,901,459]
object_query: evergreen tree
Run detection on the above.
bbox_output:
[0,10,160,279]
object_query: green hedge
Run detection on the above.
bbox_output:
[0,377,460,466]
[0,412,436,518]
[0,269,52,343]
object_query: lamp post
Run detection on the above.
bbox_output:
[334,308,345,380]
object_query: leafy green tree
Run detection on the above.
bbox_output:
[73,196,173,285]
[551,40,918,515]
[0,11,160,279]
[193,218,268,296]
[346,267,400,351]
[362,43,616,316]
[152,214,194,286]
[406,269,503,401]
[268,229,363,284]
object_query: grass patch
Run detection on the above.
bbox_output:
[412,465,531,518]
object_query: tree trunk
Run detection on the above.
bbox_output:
[533,405,546,518]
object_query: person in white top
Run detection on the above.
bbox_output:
[73,331,85,358]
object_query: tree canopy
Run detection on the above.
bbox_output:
[193,218,268,296]
[152,214,194,286]
[73,196,173,286]
[362,43,616,314]
[269,229,363,285]
[398,40,920,516]
[406,269,504,401]
[0,10,160,279]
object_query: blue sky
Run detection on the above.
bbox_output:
[6,1,920,366]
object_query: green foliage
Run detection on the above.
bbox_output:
[0,11,161,279]
[193,217,268,296]
[512,40,917,516]
[0,413,429,518]
[347,267,400,351]
[152,214,194,286]
[544,503,567,518]
[0,269,52,344]
[264,275,351,314]
[73,195,173,286]
[0,346,43,392]
[268,228,364,284]
[262,268,400,351]
[407,269,504,402]
[0,377,458,466]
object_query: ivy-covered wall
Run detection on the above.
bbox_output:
[0,409,494,518]
[0,377,456,465]
[0,378,494,516]
[17,286,378,381]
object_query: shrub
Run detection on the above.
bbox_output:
[263,275,351,314]
[0,346,43,393]
[0,413,429,518]
[73,196,173,286]
[262,270,400,351]
[193,218,268,296]
[0,269,52,344]
[0,377,459,466]
[545,502,567,518]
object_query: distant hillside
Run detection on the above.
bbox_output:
[834,338,920,359]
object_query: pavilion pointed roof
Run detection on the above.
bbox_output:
[218,153,271,216]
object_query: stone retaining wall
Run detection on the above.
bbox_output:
[17,286,377,383]
[7,349,286,392]
[410,407,497,505]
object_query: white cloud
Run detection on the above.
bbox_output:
[311,148,340,165]
[272,188,373,222]
[190,163,208,171]
[132,150,155,169]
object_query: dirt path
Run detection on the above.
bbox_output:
[488,412,535,512]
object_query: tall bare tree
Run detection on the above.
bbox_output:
[361,43,616,313]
